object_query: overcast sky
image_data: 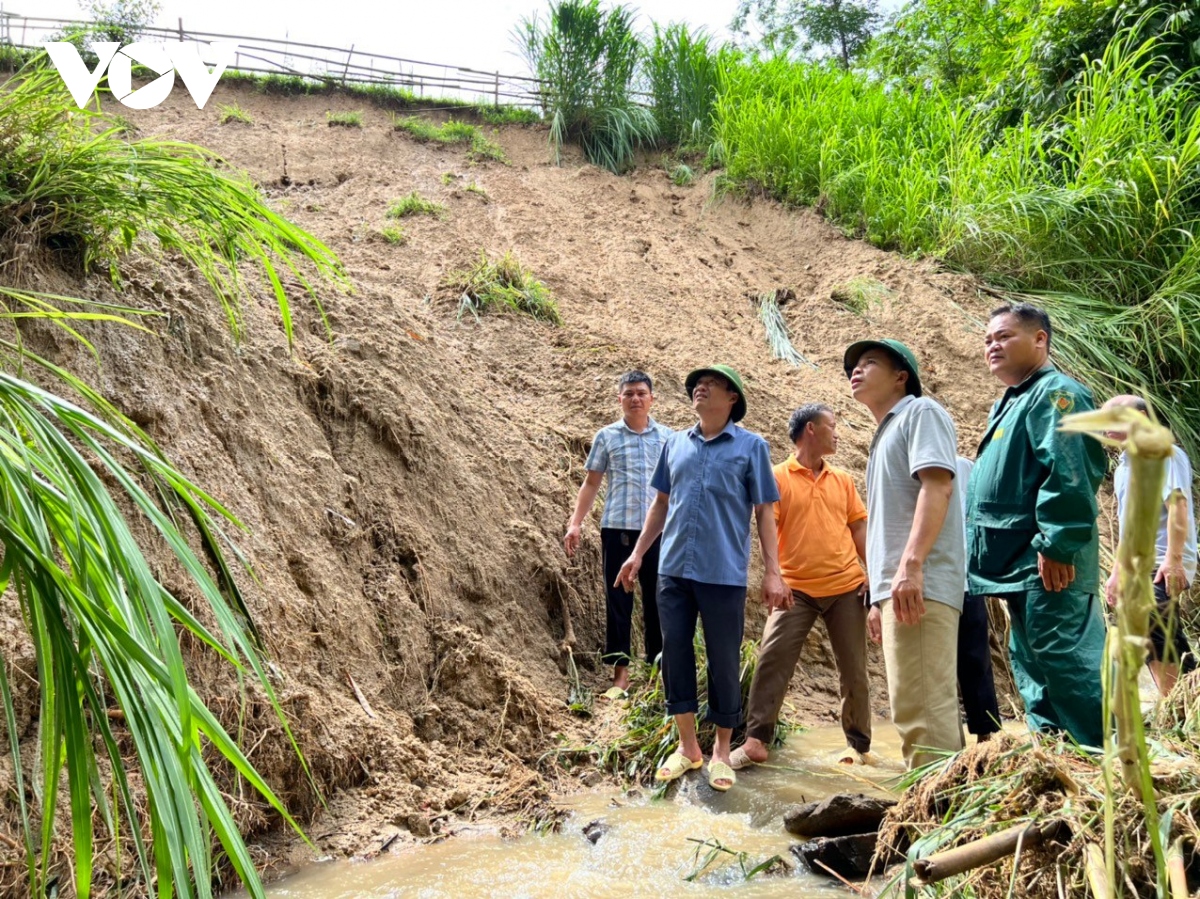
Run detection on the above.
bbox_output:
[19,0,740,76]
[16,0,904,77]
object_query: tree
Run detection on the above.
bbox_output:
[731,0,882,67]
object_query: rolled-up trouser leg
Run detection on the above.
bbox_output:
[696,581,748,729]
[658,575,700,717]
[1009,588,1106,748]
[880,598,964,769]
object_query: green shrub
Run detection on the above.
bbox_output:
[669,162,694,186]
[480,105,542,125]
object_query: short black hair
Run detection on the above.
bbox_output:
[990,302,1053,351]
[617,370,653,393]
[788,403,833,444]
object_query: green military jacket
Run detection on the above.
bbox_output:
[966,365,1107,595]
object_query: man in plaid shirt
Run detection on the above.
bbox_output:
[565,371,673,697]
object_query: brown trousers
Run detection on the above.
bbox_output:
[745,587,871,752]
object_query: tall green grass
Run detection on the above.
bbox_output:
[646,23,723,150]
[517,0,657,173]
[0,65,346,345]
[714,29,1200,458]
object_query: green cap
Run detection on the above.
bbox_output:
[843,339,923,397]
[685,364,747,422]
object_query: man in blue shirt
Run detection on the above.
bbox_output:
[617,365,789,792]
[564,371,673,698]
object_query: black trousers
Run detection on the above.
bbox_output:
[657,575,746,729]
[601,528,662,666]
[957,593,1002,737]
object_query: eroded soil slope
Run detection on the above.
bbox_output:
[0,81,1003,888]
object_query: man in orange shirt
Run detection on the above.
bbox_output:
[732,403,871,769]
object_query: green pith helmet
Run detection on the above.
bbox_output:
[685,364,747,422]
[843,339,923,397]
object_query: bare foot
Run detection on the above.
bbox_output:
[732,737,769,768]
[612,665,630,692]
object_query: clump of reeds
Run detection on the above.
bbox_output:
[516,0,657,173]
[757,290,815,369]
[646,23,723,150]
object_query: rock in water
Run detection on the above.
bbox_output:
[792,833,878,879]
[783,792,896,838]
[582,820,610,844]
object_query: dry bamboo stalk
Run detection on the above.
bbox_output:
[1167,837,1188,899]
[1060,408,1173,788]
[911,821,1065,884]
[1085,842,1111,899]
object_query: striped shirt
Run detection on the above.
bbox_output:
[585,418,673,530]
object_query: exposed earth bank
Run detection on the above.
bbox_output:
[0,81,1009,892]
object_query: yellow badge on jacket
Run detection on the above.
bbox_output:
[1049,390,1076,416]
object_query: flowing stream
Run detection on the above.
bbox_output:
[245,722,909,898]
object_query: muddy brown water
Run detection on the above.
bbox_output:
[241,723,908,898]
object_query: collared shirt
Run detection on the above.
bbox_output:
[966,365,1106,595]
[865,394,965,610]
[585,417,673,530]
[774,457,867,597]
[651,420,779,587]
[1114,446,1198,583]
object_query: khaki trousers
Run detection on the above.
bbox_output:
[745,587,871,752]
[881,598,964,769]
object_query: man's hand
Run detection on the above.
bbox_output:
[889,559,926,625]
[867,604,882,644]
[1156,561,1189,601]
[1105,569,1120,608]
[1038,553,1075,593]
[563,524,583,558]
[615,554,642,592]
[762,572,792,611]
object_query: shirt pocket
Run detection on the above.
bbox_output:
[709,455,748,502]
[972,501,1036,575]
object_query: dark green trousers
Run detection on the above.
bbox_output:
[1003,588,1107,747]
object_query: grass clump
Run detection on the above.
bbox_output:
[517,0,657,173]
[218,102,254,125]
[393,116,507,162]
[480,105,542,125]
[669,162,694,186]
[376,224,408,244]
[386,192,446,219]
[829,277,892,316]
[647,23,723,150]
[326,110,363,127]
[448,250,560,323]
[464,182,490,201]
